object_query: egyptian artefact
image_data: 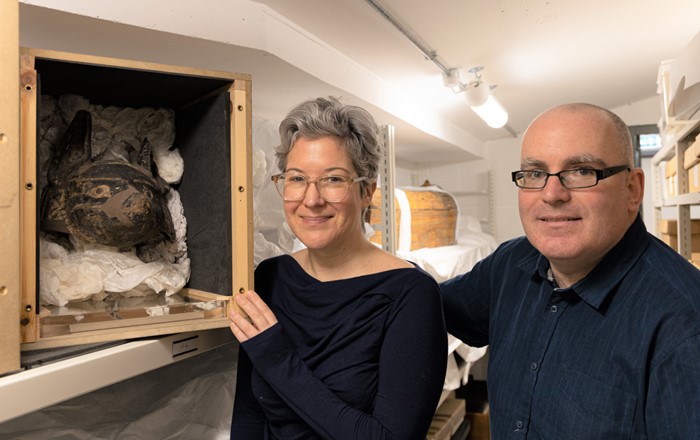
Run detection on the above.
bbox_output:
[41,110,175,248]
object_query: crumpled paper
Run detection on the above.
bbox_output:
[40,237,190,306]
[250,138,285,265]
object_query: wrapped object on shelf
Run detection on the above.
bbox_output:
[658,30,700,135]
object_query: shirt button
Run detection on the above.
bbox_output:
[550,305,558,313]
[530,362,538,371]
[516,420,524,429]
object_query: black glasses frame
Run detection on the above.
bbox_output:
[511,165,630,189]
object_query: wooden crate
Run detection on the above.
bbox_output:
[368,187,458,251]
[17,48,253,350]
[0,0,20,376]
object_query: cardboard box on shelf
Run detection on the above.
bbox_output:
[658,219,700,253]
[666,156,677,196]
[660,233,700,252]
[659,219,700,253]
[684,137,700,193]
[658,219,700,235]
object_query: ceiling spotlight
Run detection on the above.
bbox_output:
[464,81,490,107]
[471,94,509,128]
[458,66,509,129]
[364,0,509,130]
[442,66,509,128]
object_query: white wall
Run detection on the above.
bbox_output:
[611,96,660,126]
[394,158,419,187]
[416,160,492,231]
[483,137,523,243]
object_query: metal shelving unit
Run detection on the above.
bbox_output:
[651,118,700,260]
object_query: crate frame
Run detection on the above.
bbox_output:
[17,48,253,350]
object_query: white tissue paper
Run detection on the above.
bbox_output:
[250,122,286,265]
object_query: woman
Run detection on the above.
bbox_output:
[229,97,447,439]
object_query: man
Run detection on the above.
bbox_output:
[441,103,700,439]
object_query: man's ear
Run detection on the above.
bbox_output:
[628,167,645,213]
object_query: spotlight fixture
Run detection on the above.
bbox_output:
[365,0,511,131]
[443,67,509,129]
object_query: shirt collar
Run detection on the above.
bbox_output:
[519,214,650,309]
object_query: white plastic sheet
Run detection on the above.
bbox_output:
[0,344,238,440]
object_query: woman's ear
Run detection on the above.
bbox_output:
[363,180,378,209]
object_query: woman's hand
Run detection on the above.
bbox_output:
[229,290,278,343]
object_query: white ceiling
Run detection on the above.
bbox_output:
[19,0,700,164]
[250,0,700,136]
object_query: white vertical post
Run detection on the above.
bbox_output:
[379,125,396,254]
[488,169,496,237]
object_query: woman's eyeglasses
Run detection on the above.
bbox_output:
[271,173,367,202]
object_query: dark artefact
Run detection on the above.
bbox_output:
[42,110,175,248]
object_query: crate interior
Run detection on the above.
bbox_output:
[33,57,236,334]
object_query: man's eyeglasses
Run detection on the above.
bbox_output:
[271,173,368,202]
[511,165,630,190]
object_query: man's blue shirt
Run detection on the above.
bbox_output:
[441,215,700,439]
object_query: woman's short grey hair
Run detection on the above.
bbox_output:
[276,96,381,197]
